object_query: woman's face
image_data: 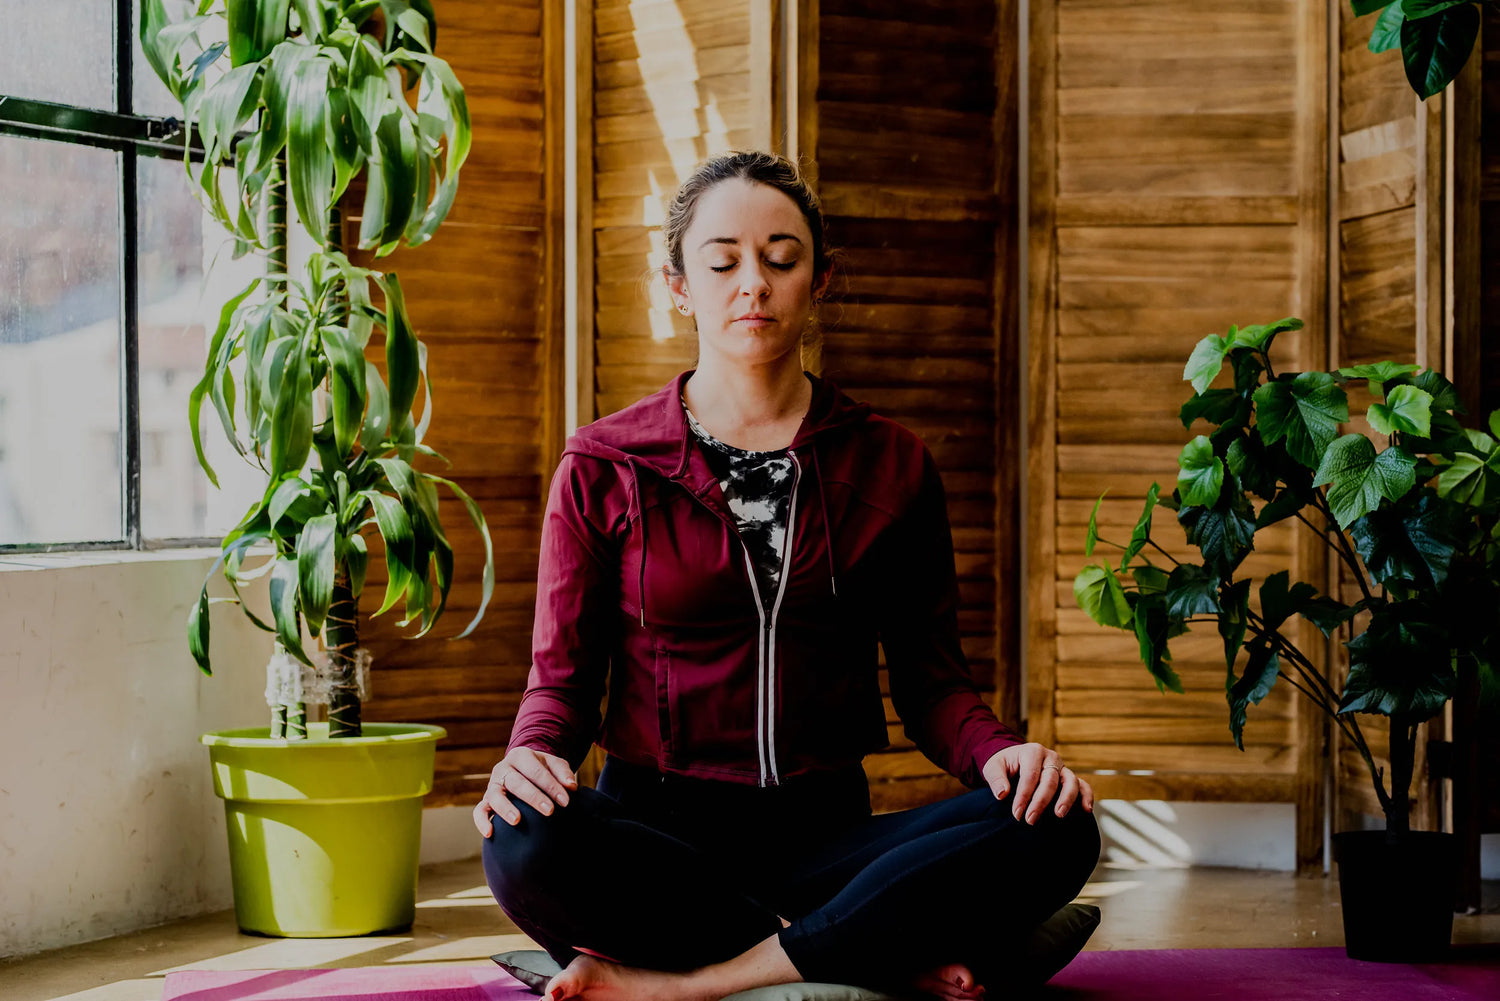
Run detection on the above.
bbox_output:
[666,177,830,367]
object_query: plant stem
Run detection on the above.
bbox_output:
[1309,491,1373,603]
[326,564,362,737]
[1146,539,1181,566]
[1386,713,1414,834]
[271,705,287,738]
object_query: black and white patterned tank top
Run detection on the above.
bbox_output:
[681,395,795,613]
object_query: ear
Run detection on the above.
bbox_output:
[811,265,832,304]
[664,264,689,309]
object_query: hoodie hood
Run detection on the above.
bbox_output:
[564,369,873,626]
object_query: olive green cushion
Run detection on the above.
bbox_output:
[491,902,1100,999]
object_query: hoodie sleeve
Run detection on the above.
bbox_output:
[879,443,1024,789]
[506,451,617,773]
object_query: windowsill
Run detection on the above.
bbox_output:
[0,544,276,572]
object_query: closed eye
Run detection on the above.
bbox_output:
[710,261,797,273]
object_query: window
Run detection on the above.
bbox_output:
[0,0,269,552]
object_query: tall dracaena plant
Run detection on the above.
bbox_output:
[142,0,494,738]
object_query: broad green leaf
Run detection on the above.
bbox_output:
[321,325,367,459]
[327,87,362,203]
[269,330,315,480]
[380,273,420,423]
[1133,564,1170,595]
[1218,579,1251,670]
[363,109,419,253]
[1351,0,1390,15]
[288,55,335,244]
[296,513,337,637]
[187,531,271,675]
[1178,488,1257,579]
[226,0,290,66]
[1313,435,1417,528]
[423,473,495,638]
[1258,570,1319,632]
[267,476,326,532]
[188,277,261,488]
[347,34,387,151]
[1180,388,1244,430]
[1341,610,1454,718]
[1349,491,1462,587]
[293,0,328,42]
[1183,332,1234,395]
[1367,384,1433,436]
[1254,488,1306,530]
[1489,409,1500,440]
[1075,565,1132,629]
[1232,317,1302,353]
[1338,361,1421,386]
[1228,640,1280,751]
[347,532,369,600]
[1435,452,1488,504]
[1368,1,1406,52]
[1253,372,1348,470]
[1131,594,1184,694]
[1226,434,1277,501]
[1120,482,1160,570]
[364,491,414,617]
[1177,436,1224,508]
[1400,3,1480,100]
[1085,492,1105,557]
[269,555,314,668]
[359,359,391,454]
[1164,563,1220,618]
[1402,0,1477,19]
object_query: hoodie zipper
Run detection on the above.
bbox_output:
[714,449,802,788]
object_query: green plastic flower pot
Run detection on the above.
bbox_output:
[202,722,447,937]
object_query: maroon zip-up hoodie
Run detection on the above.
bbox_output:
[506,369,1023,789]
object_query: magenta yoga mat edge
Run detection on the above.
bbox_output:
[1049,947,1500,1001]
[160,966,536,1001]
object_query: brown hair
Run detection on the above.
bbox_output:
[661,150,835,284]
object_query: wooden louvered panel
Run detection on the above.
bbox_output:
[339,0,562,808]
[1029,0,1328,865]
[586,0,765,427]
[811,0,1020,813]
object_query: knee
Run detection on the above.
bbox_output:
[1040,804,1101,893]
[481,786,604,897]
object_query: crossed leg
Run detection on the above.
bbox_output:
[481,783,1099,1000]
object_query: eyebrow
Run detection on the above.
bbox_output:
[698,234,804,251]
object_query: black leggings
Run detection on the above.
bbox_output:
[481,754,1100,993]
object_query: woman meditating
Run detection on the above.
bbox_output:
[476,150,1100,1001]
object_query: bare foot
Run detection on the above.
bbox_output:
[906,961,985,1001]
[542,952,706,1001]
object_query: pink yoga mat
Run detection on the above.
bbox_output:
[161,967,534,1001]
[161,948,1500,1001]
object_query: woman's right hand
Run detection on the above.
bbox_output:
[474,746,579,837]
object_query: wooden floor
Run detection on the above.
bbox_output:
[3,858,1498,1001]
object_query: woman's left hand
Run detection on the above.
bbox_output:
[981,743,1094,824]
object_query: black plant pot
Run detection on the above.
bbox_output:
[1332,829,1457,962]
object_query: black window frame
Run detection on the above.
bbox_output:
[0,2,224,555]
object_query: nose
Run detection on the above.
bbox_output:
[739,260,771,299]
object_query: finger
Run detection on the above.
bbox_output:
[484,783,522,828]
[501,769,558,818]
[1026,766,1062,824]
[545,754,579,788]
[1010,751,1043,822]
[473,800,493,838]
[515,754,572,809]
[1081,776,1096,812]
[1054,768,1080,817]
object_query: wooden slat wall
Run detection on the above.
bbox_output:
[1479,12,1500,418]
[589,0,769,420]
[1329,0,1445,834]
[345,0,563,807]
[1028,0,1328,865]
[808,0,1020,814]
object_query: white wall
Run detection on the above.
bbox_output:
[0,551,482,961]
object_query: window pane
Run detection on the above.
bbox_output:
[0,136,123,546]
[0,1,114,109]
[133,0,230,118]
[138,155,268,540]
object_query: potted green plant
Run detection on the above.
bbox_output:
[141,0,494,936]
[1073,317,1500,961]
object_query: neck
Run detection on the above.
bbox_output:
[684,353,811,428]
